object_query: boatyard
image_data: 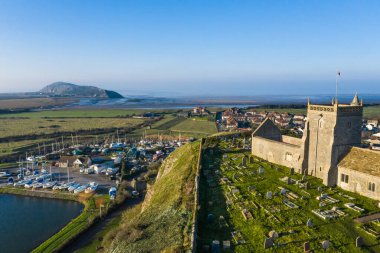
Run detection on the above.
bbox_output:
[0,136,186,197]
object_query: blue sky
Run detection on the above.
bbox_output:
[0,0,379,96]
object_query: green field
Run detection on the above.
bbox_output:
[171,118,217,134]
[0,117,145,138]
[132,114,217,138]
[0,109,175,118]
[197,137,380,252]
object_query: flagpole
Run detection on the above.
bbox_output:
[336,71,340,103]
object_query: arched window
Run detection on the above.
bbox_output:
[368,182,376,192]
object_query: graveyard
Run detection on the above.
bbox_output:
[197,137,380,252]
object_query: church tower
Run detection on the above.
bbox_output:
[304,94,363,186]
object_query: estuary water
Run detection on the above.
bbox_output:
[0,194,83,253]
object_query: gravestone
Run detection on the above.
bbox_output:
[290,168,295,175]
[321,240,329,250]
[317,186,322,192]
[269,230,279,239]
[305,182,311,190]
[302,175,307,181]
[303,241,310,252]
[266,191,273,199]
[207,214,215,223]
[306,218,313,227]
[280,188,287,195]
[211,240,220,253]
[223,241,231,250]
[242,157,247,166]
[356,236,364,247]
[264,237,274,249]
[250,156,254,164]
[258,166,264,174]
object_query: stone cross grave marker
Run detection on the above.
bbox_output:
[306,218,313,227]
[356,236,364,247]
[303,241,310,252]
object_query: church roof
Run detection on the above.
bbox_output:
[338,147,380,177]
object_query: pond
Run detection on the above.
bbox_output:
[0,194,83,253]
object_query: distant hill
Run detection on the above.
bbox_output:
[39,82,123,98]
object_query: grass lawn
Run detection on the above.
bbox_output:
[197,137,380,252]
[170,118,217,134]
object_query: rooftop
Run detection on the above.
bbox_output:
[338,147,380,177]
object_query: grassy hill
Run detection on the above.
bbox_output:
[105,141,201,253]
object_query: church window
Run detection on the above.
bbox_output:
[341,173,349,183]
[368,182,376,192]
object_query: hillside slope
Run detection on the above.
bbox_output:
[40,82,123,98]
[107,142,200,253]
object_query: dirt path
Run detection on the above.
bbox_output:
[354,212,380,223]
[62,197,143,253]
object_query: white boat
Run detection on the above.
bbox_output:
[0,171,11,178]
[24,181,34,188]
[106,168,118,176]
[109,187,117,200]
[14,179,28,187]
[43,181,57,189]
[74,184,89,194]
[59,181,76,190]
[7,177,14,185]
[68,183,81,192]
[33,182,43,189]
[52,183,62,190]
[84,182,98,194]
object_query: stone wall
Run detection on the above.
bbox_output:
[191,139,204,253]
[252,136,304,172]
[338,166,380,201]
[282,135,303,146]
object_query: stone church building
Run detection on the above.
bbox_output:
[252,94,380,200]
